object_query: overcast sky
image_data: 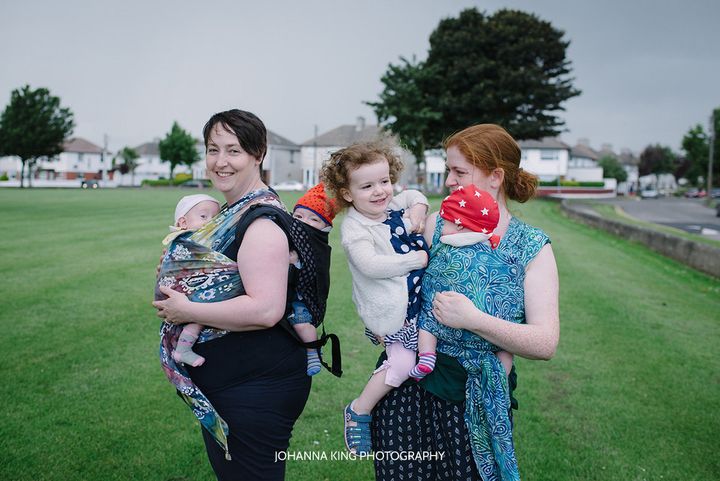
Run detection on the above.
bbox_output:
[1,0,718,155]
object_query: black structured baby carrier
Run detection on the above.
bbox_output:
[235,203,342,377]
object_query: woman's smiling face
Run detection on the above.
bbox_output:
[445,146,494,193]
[205,124,261,203]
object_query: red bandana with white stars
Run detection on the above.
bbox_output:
[440,185,500,246]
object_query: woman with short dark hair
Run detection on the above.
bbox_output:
[154,109,311,481]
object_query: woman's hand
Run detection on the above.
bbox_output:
[405,203,428,233]
[432,291,480,330]
[153,286,193,325]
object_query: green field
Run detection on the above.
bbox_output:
[1,188,718,481]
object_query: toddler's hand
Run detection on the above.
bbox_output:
[417,250,428,267]
[405,203,428,233]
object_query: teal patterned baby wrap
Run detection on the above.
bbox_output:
[156,189,285,460]
[418,215,550,481]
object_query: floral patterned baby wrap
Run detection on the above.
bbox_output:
[156,189,284,460]
[419,215,549,481]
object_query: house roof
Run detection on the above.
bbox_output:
[267,130,298,148]
[301,124,386,147]
[571,143,599,160]
[133,142,159,156]
[618,149,639,166]
[134,130,297,156]
[63,137,103,154]
[517,137,571,150]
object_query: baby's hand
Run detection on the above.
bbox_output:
[289,250,299,266]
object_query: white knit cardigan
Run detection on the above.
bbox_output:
[340,190,429,336]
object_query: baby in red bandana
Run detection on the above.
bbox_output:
[438,184,501,247]
[409,185,513,380]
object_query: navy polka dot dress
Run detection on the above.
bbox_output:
[363,209,429,350]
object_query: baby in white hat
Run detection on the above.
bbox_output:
[164,194,221,366]
[172,194,221,232]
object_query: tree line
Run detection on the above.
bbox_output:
[0,87,198,188]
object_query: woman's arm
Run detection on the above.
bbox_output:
[432,244,559,360]
[154,218,289,331]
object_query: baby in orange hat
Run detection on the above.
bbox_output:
[289,183,337,375]
[410,185,512,380]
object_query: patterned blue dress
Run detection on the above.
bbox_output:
[414,215,550,481]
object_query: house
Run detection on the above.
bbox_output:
[122,141,170,185]
[34,137,111,181]
[567,139,604,182]
[300,117,418,188]
[120,129,300,186]
[262,131,301,186]
[0,137,110,185]
[423,149,447,193]
[618,148,640,195]
[518,137,571,182]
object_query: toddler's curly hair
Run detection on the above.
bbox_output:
[320,141,404,211]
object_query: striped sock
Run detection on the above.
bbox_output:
[172,333,205,367]
[307,349,321,376]
[409,352,437,380]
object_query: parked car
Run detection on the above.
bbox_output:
[271,181,304,191]
[81,179,100,189]
[716,203,720,217]
[711,188,720,199]
[179,179,212,188]
[684,188,706,198]
[640,187,659,199]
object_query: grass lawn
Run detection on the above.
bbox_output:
[1,188,718,481]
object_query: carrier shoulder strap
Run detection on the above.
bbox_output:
[234,203,342,377]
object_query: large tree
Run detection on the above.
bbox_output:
[366,56,441,171]
[639,144,677,176]
[0,85,75,188]
[158,122,199,179]
[368,7,580,162]
[598,155,627,182]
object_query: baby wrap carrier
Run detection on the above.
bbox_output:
[419,216,548,481]
[156,189,283,460]
[156,188,340,460]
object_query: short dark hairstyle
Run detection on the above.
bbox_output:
[203,109,267,169]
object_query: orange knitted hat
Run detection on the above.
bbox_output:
[294,182,337,226]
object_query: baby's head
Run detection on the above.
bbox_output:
[293,183,337,232]
[320,141,404,212]
[174,194,221,230]
[440,185,499,235]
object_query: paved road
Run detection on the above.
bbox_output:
[596,197,720,240]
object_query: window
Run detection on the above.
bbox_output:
[540,150,559,161]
